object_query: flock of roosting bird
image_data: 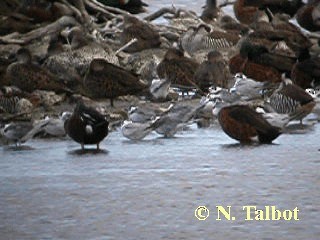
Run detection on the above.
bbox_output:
[0,0,320,150]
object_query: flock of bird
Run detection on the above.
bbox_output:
[1,0,320,150]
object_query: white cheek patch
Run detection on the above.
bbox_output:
[85,125,93,134]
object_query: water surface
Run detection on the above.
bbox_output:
[1,123,319,239]
[1,1,319,239]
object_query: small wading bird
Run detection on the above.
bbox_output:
[149,78,171,101]
[121,118,160,140]
[1,122,34,146]
[154,102,206,138]
[22,112,72,139]
[64,101,109,150]
[230,73,272,100]
[306,88,320,120]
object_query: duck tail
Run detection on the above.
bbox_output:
[257,126,281,143]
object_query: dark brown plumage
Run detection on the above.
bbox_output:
[0,13,35,35]
[218,104,281,143]
[234,0,267,25]
[6,48,70,93]
[98,0,148,14]
[291,49,320,89]
[229,54,282,83]
[120,15,161,53]
[218,15,250,35]
[234,0,304,24]
[246,0,304,17]
[64,101,109,150]
[296,0,320,32]
[194,50,231,91]
[18,0,70,23]
[83,58,148,107]
[156,48,200,90]
[240,40,296,75]
[44,27,119,92]
[247,13,312,56]
[0,57,13,86]
[200,0,221,23]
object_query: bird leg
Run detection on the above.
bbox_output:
[110,98,114,108]
[240,57,248,73]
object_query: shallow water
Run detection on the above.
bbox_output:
[1,1,320,239]
[1,122,320,239]
[143,0,235,22]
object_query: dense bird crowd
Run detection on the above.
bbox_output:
[0,0,320,149]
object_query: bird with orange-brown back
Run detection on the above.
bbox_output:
[64,101,109,150]
[234,0,269,25]
[83,58,148,107]
[234,0,304,24]
[296,0,320,32]
[229,54,282,83]
[6,48,72,94]
[214,102,282,144]
[239,39,296,75]
[156,48,201,91]
[120,15,161,53]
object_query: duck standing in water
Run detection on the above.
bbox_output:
[64,101,109,150]
[216,104,282,144]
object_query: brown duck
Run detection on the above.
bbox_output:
[83,58,148,107]
[200,0,222,23]
[296,0,320,32]
[156,48,201,91]
[120,15,161,53]
[291,48,320,89]
[6,48,71,93]
[217,104,282,143]
[194,50,231,90]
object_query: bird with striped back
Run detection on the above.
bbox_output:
[267,75,316,124]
